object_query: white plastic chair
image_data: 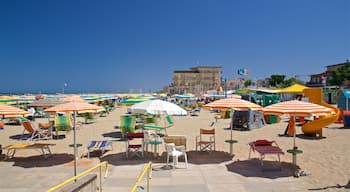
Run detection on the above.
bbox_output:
[165,143,188,169]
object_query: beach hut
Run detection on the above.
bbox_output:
[337,89,350,111]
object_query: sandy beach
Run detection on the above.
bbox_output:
[0,105,349,191]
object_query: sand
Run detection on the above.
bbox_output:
[0,105,349,191]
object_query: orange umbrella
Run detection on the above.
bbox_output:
[0,104,30,118]
[203,98,262,153]
[61,95,85,103]
[203,98,262,110]
[262,100,334,116]
[262,100,335,165]
[44,101,104,176]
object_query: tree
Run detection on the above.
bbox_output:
[328,61,350,86]
[268,75,285,87]
[244,79,254,87]
[281,77,305,88]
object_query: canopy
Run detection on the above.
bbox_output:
[278,84,308,93]
[128,99,187,116]
[202,98,262,110]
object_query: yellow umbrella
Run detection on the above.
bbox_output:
[44,101,104,176]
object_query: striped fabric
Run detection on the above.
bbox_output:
[87,140,113,150]
[203,98,262,110]
[262,100,335,116]
[54,115,72,131]
[120,115,136,134]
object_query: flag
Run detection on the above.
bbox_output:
[237,68,249,76]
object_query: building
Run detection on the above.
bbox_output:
[308,60,349,86]
[172,66,221,95]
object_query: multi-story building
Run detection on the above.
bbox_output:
[308,60,349,86]
[173,66,221,95]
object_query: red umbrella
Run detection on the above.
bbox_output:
[44,101,104,176]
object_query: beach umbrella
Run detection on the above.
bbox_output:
[262,100,335,164]
[128,99,187,116]
[27,98,64,108]
[203,98,263,154]
[0,104,30,118]
[202,97,262,110]
[44,101,104,176]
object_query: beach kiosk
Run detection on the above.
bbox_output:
[337,89,350,128]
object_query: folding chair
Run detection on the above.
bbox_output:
[21,121,52,140]
[125,132,144,159]
[120,115,137,138]
[85,140,113,158]
[196,128,215,152]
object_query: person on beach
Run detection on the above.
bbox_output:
[28,107,36,121]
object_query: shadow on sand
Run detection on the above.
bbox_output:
[225,159,296,179]
[187,150,233,164]
[9,133,66,140]
[3,153,75,168]
[100,150,233,166]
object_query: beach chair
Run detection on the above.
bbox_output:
[21,121,52,140]
[248,139,284,170]
[196,128,215,152]
[82,112,96,124]
[120,115,139,138]
[84,140,113,158]
[165,143,188,169]
[125,132,144,159]
[54,114,72,134]
[2,143,55,160]
[143,115,174,134]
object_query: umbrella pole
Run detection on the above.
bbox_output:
[73,111,77,177]
[293,116,296,149]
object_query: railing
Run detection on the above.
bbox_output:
[47,161,109,192]
[130,162,152,192]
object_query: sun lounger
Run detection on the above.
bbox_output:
[248,140,284,170]
[2,143,55,160]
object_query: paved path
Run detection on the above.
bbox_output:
[0,156,311,192]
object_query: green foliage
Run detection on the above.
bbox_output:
[268,75,285,87]
[280,77,305,88]
[328,61,350,86]
[244,79,255,87]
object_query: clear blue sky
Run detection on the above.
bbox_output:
[1,0,349,94]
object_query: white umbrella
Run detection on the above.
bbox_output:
[128,99,187,116]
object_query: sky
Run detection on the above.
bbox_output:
[0,0,349,94]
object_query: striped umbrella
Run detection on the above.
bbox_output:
[203,98,262,110]
[0,104,30,118]
[203,98,262,153]
[262,100,334,116]
[262,100,335,164]
[44,101,104,176]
